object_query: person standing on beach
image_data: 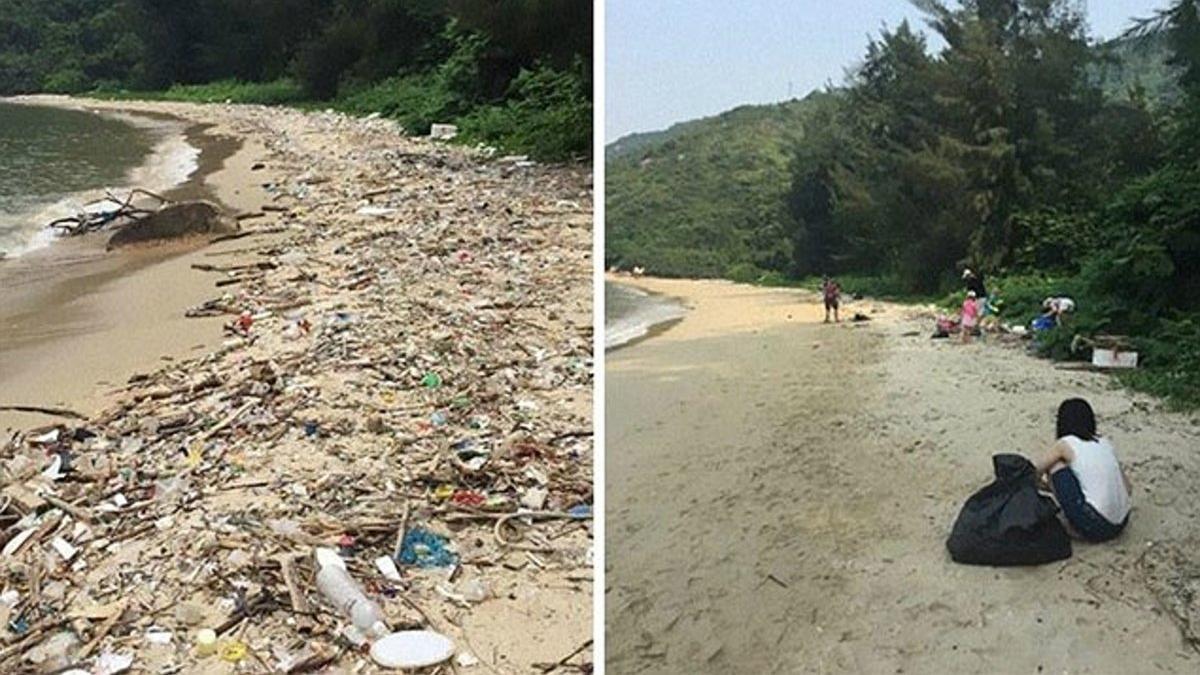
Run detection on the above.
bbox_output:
[822,275,841,323]
[963,268,987,298]
[961,291,979,343]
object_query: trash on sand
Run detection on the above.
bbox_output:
[1092,348,1138,369]
[429,124,458,140]
[0,104,592,672]
[219,639,248,663]
[356,205,397,217]
[94,651,134,675]
[375,555,403,581]
[194,628,218,657]
[316,557,390,640]
[398,527,458,568]
[370,630,455,669]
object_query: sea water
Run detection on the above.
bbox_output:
[605,281,687,350]
[0,102,198,257]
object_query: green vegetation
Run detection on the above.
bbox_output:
[96,79,309,105]
[607,0,1200,407]
[0,1,591,161]
[607,97,822,277]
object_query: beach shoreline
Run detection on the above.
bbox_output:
[604,274,690,351]
[608,277,1200,673]
[0,97,268,431]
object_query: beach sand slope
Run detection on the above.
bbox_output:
[607,277,1200,674]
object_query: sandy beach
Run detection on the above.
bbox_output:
[0,96,592,673]
[607,277,1200,673]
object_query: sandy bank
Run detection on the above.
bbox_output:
[607,277,1200,673]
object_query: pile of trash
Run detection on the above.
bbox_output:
[1,102,593,673]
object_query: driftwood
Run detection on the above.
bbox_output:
[0,405,87,420]
[46,189,169,236]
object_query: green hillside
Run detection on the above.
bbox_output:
[1093,30,1182,108]
[607,28,1178,279]
[606,93,832,277]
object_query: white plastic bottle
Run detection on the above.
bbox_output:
[316,563,390,641]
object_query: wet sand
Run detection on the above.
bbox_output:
[0,102,271,431]
[607,277,1200,674]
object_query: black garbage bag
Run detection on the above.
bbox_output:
[947,454,1072,566]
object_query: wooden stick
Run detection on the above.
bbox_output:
[197,401,255,444]
[0,405,86,420]
[209,226,288,245]
[278,554,311,615]
[393,501,412,560]
[535,639,593,673]
[361,186,404,199]
[42,494,94,525]
[77,600,128,659]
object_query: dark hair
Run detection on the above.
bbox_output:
[1057,398,1097,441]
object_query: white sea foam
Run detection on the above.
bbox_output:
[605,282,687,350]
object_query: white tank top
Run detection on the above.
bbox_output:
[1063,435,1130,525]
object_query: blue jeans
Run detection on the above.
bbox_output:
[1051,469,1127,542]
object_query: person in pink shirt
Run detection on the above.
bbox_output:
[960,290,979,343]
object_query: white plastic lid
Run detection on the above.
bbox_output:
[314,547,345,570]
[370,630,455,669]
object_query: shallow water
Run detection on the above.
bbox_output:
[0,103,156,255]
[605,280,687,349]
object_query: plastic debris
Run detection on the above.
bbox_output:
[398,527,458,568]
[370,630,455,668]
[219,638,248,663]
[194,629,218,657]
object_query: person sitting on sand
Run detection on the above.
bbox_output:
[821,275,841,323]
[960,291,979,343]
[1034,398,1131,542]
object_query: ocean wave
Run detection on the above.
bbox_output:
[605,282,687,350]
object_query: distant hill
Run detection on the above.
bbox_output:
[1093,30,1181,109]
[607,31,1179,279]
[605,93,833,277]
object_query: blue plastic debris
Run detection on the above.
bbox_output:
[8,615,29,635]
[397,527,458,568]
[568,504,592,519]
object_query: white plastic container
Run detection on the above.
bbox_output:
[1093,348,1138,369]
[315,564,389,640]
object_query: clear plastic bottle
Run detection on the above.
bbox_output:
[316,564,390,640]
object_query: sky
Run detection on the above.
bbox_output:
[606,0,1173,140]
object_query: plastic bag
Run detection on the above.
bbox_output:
[946,454,1072,566]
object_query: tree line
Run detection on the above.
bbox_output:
[0,0,592,159]
[786,0,1200,404]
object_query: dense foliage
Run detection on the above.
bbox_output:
[0,0,592,160]
[607,0,1200,406]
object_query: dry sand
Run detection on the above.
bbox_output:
[607,276,1200,674]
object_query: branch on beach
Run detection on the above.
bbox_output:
[44,188,170,237]
[0,405,87,420]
